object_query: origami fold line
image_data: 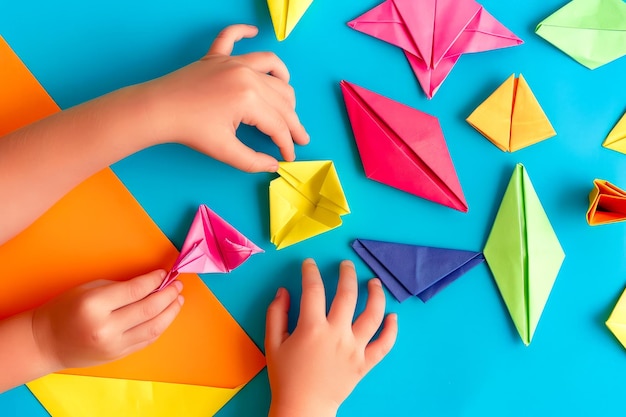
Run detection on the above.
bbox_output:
[353,238,484,303]
[341,80,468,212]
[606,287,626,350]
[483,164,565,345]
[466,74,556,152]
[270,161,350,249]
[348,0,522,98]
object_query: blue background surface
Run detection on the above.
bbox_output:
[1,0,626,415]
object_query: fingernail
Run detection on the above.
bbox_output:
[177,295,185,306]
[371,278,382,287]
[268,163,279,172]
[173,281,183,292]
[304,258,316,265]
[274,287,284,299]
[159,270,167,279]
[341,260,354,268]
[390,313,398,323]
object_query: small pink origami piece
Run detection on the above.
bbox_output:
[158,205,263,290]
[348,0,523,98]
[341,80,468,212]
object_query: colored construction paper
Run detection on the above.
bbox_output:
[0,37,265,416]
[352,239,484,303]
[586,179,626,226]
[158,204,262,290]
[466,74,556,152]
[270,160,350,250]
[606,287,626,349]
[483,164,565,346]
[341,80,468,212]
[348,0,522,98]
[267,0,313,41]
[602,112,626,154]
[27,374,241,417]
[535,0,626,69]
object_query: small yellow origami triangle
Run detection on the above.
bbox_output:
[27,373,241,417]
[467,74,556,152]
[270,161,350,250]
[268,0,314,41]
[602,113,626,154]
[606,287,626,349]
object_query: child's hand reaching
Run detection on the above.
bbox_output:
[144,23,310,173]
[265,259,398,417]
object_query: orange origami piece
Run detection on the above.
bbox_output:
[586,179,626,225]
[466,74,556,152]
[602,112,626,155]
[0,36,265,416]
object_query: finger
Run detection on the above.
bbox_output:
[207,24,259,56]
[297,259,327,327]
[327,260,358,328]
[95,270,167,310]
[352,278,387,345]
[260,76,310,147]
[364,314,398,372]
[113,281,183,330]
[265,287,291,354]
[208,127,279,172]
[238,52,290,82]
[122,294,184,347]
[241,97,297,162]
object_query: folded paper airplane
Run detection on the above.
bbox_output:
[483,164,565,345]
[158,204,262,290]
[341,80,468,212]
[466,74,556,152]
[602,112,626,154]
[268,0,313,41]
[270,161,350,249]
[586,179,626,226]
[348,0,522,98]
[606,287,626,349]
[0,37,265,417]
[535,0,626,69]
[353,239,484,302]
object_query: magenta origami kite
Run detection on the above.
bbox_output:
[158,205,263,290]
[348,0,523,98]
[341,80,468,212]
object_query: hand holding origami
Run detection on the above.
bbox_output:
[266,259,397,417]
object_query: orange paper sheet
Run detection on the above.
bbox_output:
[0,35,264,413]
[586,179,626,226]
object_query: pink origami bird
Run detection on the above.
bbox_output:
[348,0,523,98]
[157,205,263,290]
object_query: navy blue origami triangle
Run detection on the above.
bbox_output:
[352,238,484,302]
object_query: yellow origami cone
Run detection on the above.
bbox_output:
[27,374,241,417]
[606,287,626,349]
[602,113,626,154]
[268,0,314,41]
[467,74,556,152]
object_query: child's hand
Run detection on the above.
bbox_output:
[31,270,183,369]
[265,259,398,417]
[145,24,310,173]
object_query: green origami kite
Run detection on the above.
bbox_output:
[484,164,565,346]
[535,0,626,69]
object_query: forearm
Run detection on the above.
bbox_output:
[0,83,160,244]
[0,310,59,392]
